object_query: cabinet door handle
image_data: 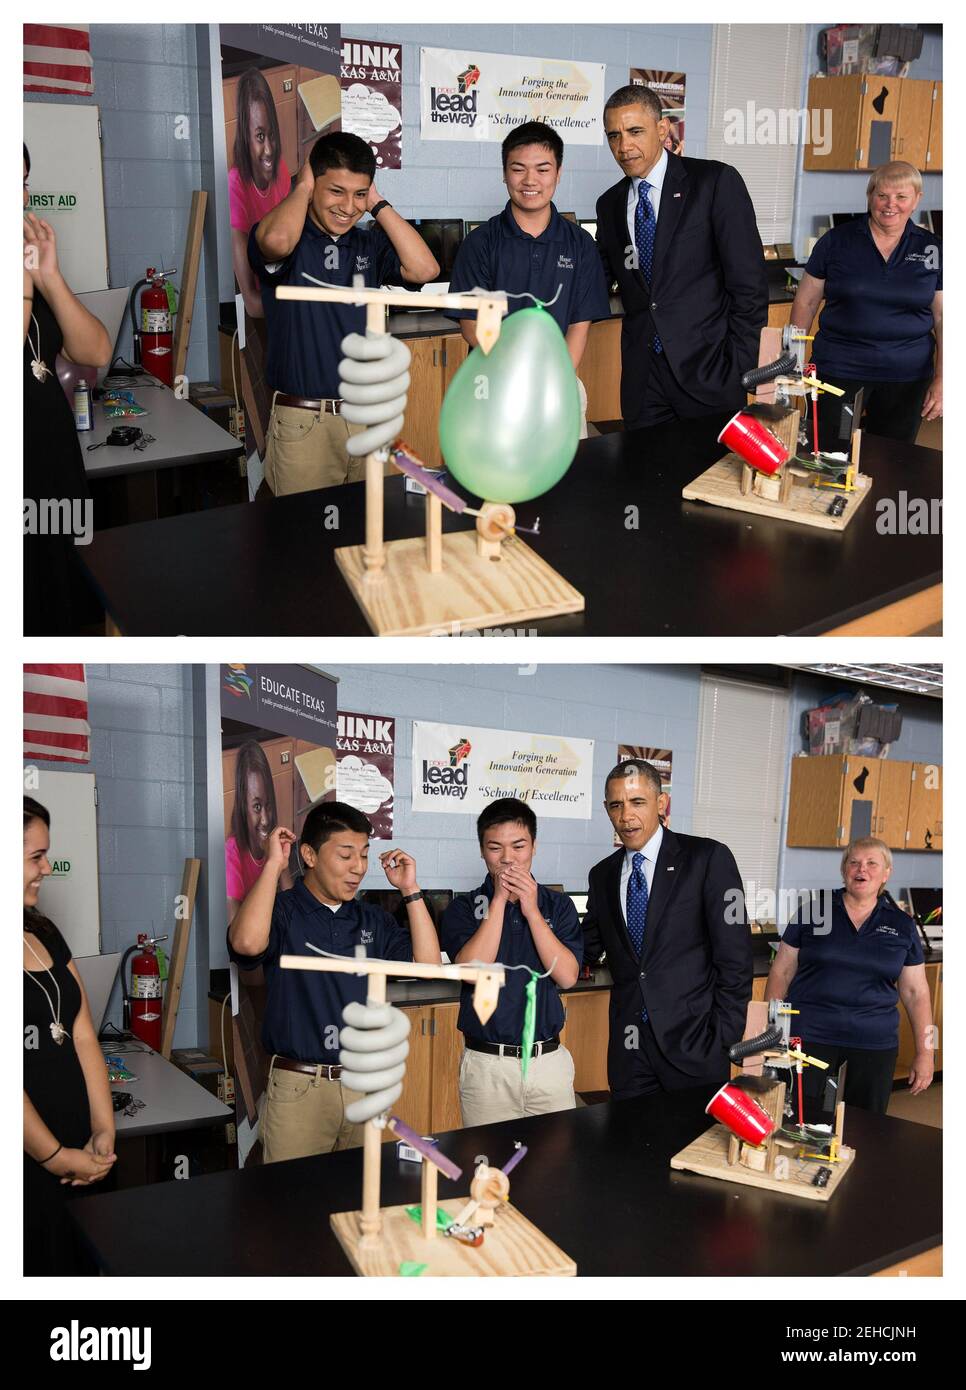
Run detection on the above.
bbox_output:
[432,348,439,368]
[441,346,447,368]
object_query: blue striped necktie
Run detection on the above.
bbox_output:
[627,852,649,1024]
[634,180,662,353]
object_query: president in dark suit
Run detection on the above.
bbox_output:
[596,84,767,431]
[583,759,752,1099]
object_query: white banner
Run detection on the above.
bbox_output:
[420,47,604,144]
[412,722,594,818]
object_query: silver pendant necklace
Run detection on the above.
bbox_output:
[28,313,51,382]
[24,935,69,1044]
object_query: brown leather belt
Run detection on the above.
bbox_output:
[465,1036,560,1059]
[273,1055,342,1080]
[275,393,343,414]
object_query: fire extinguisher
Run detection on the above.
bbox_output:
[121,933,169,1050]
[129,268,176,387]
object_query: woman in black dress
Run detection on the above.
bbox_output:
[23,797,116,1274]
[23,144,112,635]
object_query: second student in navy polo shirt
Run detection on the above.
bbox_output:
[249,131,438,497]
[446,121,610,437]
[228,801,440,1163]
[440,797,583,1126]
[765,836,934,1115]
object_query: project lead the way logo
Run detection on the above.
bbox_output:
[429,63,480,126]
[50,1320,151,1370]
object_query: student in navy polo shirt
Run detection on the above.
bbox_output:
[446,121,610,437]
[790,161,942,449]
[766,836,935,1114]
[249,132,439,496]
[440,797,582,1126]
[227,801,440,1163]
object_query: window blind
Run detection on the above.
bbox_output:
[707,23,806,245]
[694,673,790,917]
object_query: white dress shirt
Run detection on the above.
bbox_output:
[625,146,669,254]
[619,822,664,924]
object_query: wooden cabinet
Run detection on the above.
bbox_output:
[577,318,622,421]
[906,762,942,851]
[874,759,913,849]
[429,1003,463,1132]
[386,1005,433,1139]
[559,990,610,1092]
[803,75,941,171]
[398,336,448,467]
[926,82,942,171]
[787,756,941,851]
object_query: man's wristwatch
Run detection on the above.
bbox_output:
[402,890,424,904]
[370,199,392,220]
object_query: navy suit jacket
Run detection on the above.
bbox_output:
[583,827,752,1094]
[595,153,768,426]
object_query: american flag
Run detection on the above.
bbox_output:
[24,23,94,96]
[24,664,91,764]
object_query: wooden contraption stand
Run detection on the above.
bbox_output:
[275,283,584,635]
[279,952,577,1276]
[670,1000,855,1202]
[682,325,872,532]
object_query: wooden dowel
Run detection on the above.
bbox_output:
[421,1159,438,1242]
[426,492,443,573]
[279,955,505,986]
[359,971,387,1241]
[363,300,386,576]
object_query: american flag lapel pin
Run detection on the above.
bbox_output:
[673,192,682,198]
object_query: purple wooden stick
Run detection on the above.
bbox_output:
[501,1142,528,1176]
[388,1116,463,1182]
[392,448,469,513]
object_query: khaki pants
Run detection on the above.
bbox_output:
[260,1056,367,1163]
[578,376,589,440]
[264,395,368,495]
[458,1043,576,1127]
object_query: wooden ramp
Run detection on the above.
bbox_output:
[331,1199,576,1276]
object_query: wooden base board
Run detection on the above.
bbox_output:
[682,454,872,531]
[670,1123,855,1201]
[335,530,584,636]
[331,1198,577,1276]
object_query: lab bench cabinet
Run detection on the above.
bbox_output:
[390,988,612,1134]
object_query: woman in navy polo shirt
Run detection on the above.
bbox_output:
[790,161,942,449]
[766,837,935,1113]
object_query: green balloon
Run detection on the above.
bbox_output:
[438,306,581,504]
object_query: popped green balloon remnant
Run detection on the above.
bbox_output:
[438,306,580,504]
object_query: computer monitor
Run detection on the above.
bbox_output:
[830,212,867,227]
[568,892,589,920]
[930,209,942,237]
[76,288,130,382]
[413,219,464,279]
[578,219,598,240]
[464,219,486,234]
[560,211,577,223]
[74,952,123,1035]
[907,887,942,925]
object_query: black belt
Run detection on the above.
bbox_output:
[273,1055,342,1079]
[274,393,343,414]
[465,1036,560,1059]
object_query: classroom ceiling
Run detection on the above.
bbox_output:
[786,664,942,698]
